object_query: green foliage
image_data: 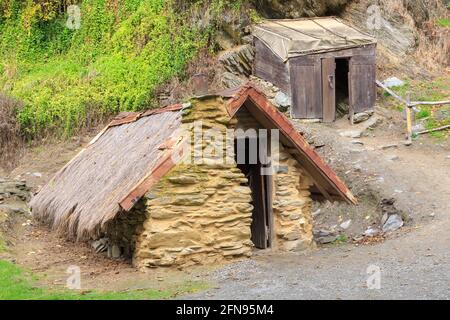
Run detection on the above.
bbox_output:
[332,234,348,245]
[416,109,430,119]
[437,18,450,28]
[248,8,262,23]
[381,76,449,137]
[0,260,208,300]
[0,0,206,139]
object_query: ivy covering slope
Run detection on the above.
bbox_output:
[0,0,207,138]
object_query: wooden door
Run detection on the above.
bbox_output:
[290,57,322,119]
[259,136,273,248]
[322,58,336,122]
[349,55,376,114]
[248,162,268,249]
[236,137,272,249]
[263,174,273,248]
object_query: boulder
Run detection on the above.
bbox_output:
[382,214,404,233]
[382,77,405,88]
[168,175,199,184]
[0,179,30,201]
[313,229,338,244]
[218,45,254,77]
[274,91,291,112]
[353,111,373,124]
[283,231,301,241]
[339,219,352,230]
[171,194,208,206]
[282,239,311,252]
[364,226,381,237]
[221,72,244,89]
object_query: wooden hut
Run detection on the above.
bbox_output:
[30,84,356,269]
[253,17,377,122]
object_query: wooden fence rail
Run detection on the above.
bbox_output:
[375,80,450,142]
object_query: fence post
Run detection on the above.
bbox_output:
[405,91,413,143]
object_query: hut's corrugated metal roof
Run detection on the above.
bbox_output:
[253,17,376,61]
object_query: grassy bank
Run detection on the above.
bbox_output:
[380,76,450,138]
[0,260,207,300]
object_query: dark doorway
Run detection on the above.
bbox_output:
[234,136,272,249]
[335,58,350,117]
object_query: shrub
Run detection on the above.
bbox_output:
[0,0,206,139]
[0,93,24,169]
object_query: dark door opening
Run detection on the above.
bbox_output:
[322,57,350,122]
[335,58,350,117]
[234,136,273,249]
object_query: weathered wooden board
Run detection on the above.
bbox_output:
[322,58,336,122]
[349,55,376,113]
[313,44,377,59]
[264,173,273,248]
[289,56,322,119]
[253,38,291,95]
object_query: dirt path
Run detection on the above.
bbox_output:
[186,111,450,299]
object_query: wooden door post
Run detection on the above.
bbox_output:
[322,58,336,123]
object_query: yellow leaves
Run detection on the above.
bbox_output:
[20,0,60,33]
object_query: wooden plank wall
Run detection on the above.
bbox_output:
[254,40,377,120]
[349,54,376,113]
[289,44,376,119]
[253,38,291,95]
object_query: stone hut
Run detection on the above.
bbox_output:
[30,84,356,269]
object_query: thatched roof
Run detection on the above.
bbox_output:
[30,105,183,239]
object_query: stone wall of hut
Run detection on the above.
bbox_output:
[272,145,314,251]
[133,164,253,268]
[133,97,253,268]
[108,96,315,268]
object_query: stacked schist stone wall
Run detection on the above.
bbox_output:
[272,145,315,251]
[133,97,254,269]
[104,200,147,259]
[125,96,315,269]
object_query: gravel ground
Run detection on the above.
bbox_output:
[186,113,450,300]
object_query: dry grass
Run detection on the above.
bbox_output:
[381,0,449,72]
[415,20,449,70]
[392,0,448,71]
[0,93,24,171]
